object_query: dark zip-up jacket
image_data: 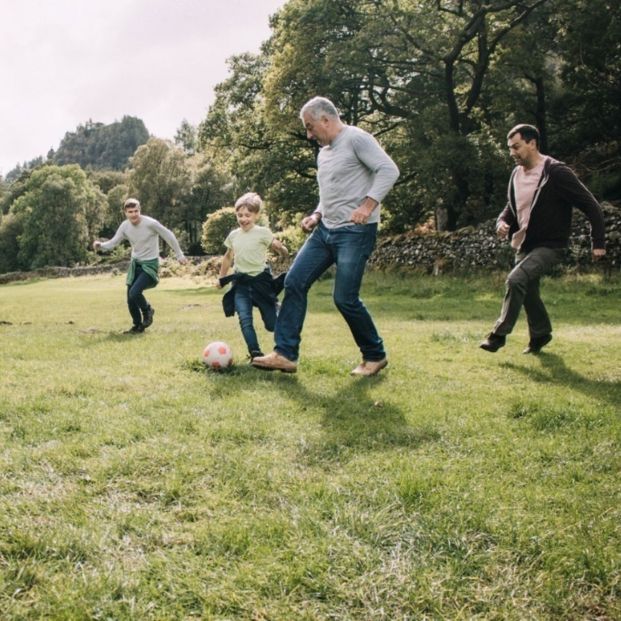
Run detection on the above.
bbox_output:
[497,157,606,253]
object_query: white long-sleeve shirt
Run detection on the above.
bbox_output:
[99,215,185,261]
[315,125,400,228]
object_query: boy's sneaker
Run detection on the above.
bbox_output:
[124,324,144,334]
[142,306,155,328]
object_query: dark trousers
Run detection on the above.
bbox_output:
[493,247,565,338]
[127,265,156,327]
[234,281,277,356]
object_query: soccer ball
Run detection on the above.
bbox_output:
[202,341,233,370]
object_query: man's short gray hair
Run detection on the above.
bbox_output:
[300,96,340,121]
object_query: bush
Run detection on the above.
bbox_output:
[276,224,306,255]
[201,206,269,254]
[0,213,23,273]
[201,207,238,254]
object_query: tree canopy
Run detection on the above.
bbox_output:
[199,0,621,231]
[54,116,149,171]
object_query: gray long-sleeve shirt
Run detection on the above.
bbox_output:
[316,125,399,228]
[99,215,185,261]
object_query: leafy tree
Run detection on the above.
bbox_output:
[175,119,198,155]
[54,116,149,170]
[127,138,191,229]
[182,156,235,253]
[8,165,106,269]
[0,213,22,273]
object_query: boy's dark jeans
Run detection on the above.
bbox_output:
[234,281,276,355]
[127,264,156,327]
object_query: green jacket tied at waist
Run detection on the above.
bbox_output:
[126,257,159,286]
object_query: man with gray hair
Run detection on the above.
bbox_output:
[252,96,399,375]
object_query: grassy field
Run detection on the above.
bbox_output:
[0,270,619,620]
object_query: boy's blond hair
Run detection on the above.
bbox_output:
[234,192,263,214]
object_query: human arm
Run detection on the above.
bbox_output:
[270,238,289,257]
[150,220,187,262]
[553,165,606,255]
[217,248,234,288]
[352,131,400,206]
[93,222,126,252]
[301,210,322,233]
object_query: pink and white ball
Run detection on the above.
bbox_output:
[202,341,233,370]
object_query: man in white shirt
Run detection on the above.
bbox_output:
[93,198,187,333]
[252,96,399,375]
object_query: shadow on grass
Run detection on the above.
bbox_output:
[254,372,440,465]
[501,352,621,408]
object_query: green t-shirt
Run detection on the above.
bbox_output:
[224,225,274,276]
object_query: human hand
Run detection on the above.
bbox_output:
[178,257,188,265]
[301,213,320,233]
[93,240,102,251]
[496,222,510,239]
[350,197,377,224]
[592,248,606,260]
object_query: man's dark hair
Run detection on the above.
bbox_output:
[507,124,540,148]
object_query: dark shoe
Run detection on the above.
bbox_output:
[248,350,264,363]
[479,333,506,352]
[350,358,388,377]
[142,306,155,328]
[523,334,552,354]
[251,351,297,373]
[124,324,144,334]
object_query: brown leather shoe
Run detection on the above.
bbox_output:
[350,358,388,377]
[251,351,297,373]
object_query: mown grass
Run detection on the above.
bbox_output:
[0,270,619,620]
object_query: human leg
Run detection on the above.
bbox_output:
[234,284,261,356]
[483,247,563,349]
[272,226,334,361]
[331,224,385,362]
[127,267,156,329]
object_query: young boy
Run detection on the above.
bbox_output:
[218,192,288,360]
[93,198,187,333]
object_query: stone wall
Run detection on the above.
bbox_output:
[369,202,621,274]
[1,204,619,285]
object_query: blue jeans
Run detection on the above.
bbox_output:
[127,265,156,327]
[275,222,384,362]
[234,282,276,355]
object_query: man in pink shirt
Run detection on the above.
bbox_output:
[480,124,606,354]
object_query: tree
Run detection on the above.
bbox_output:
[54,116,149,170]
[175,119,198,155]
[127,138,191,230]
[8,165,106,269]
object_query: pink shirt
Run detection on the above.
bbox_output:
[511,157,547,250]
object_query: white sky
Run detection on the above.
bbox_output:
[0,0,285,176]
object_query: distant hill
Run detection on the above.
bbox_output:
[53,116,149,170]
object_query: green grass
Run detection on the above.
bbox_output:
[0,271,619,620]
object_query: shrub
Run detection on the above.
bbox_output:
[201,207,238,254]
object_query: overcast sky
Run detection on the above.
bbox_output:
[0,0,285,176]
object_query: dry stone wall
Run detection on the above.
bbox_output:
[369,202,621,274]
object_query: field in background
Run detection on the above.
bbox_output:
[0,271,619,620]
